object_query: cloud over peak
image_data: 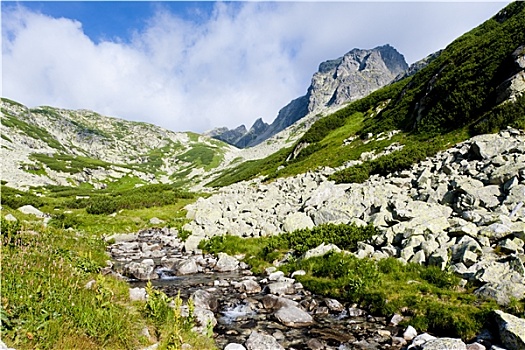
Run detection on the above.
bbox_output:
[2,2,507,133]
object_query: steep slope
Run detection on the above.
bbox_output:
[362,2,525,136]
[213,44,408,148]
[0,98,237,190]
[209,1,525,187]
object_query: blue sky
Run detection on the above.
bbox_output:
[2,1,510,133]
[17,2,217,42]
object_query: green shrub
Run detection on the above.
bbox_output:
[0,186,44,209]
[1,217,22,246]
[86,196,118,215]
[49,213,81,229]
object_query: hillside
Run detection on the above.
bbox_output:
[209,1,525,188]
[0,98,238,190]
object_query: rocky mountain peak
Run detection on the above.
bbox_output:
[308,44,408,113]
[213,44,408,149]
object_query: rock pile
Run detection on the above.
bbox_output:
[108,228,524,350]
[184,129,525,306]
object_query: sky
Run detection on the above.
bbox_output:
[1,1,510,133]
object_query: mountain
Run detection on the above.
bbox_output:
[209,1,525,188]
[212,44,408,148]
[0,99,238,190]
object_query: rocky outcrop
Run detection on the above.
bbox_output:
[0,99,237,190]
[205,125,248,146]
[184,128,525,306]
[212,45,408,149]
[494,310,525,350]
[495,45,525,104]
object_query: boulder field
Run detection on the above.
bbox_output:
[184,128,525,306]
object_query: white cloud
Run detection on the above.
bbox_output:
[1,2,508,133]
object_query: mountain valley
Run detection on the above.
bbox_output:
[2,2,525,350]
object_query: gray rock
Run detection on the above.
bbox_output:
[129,287,147,301]
[17,204,44,217]
[123,261,158,280]
[261,295,298,310]
[266,281,295,296]
[238,279,261,294]
[215,253,239,272]
[268,271,285,281]
[149,217,164,225]
[493,310,525,350]
[479,223,512,241]
[3,213,17,222]
[192,290,218,311]
[403,325,418,341]
[192,307,217,334]
[419,338,466,350]
[348,307,366,317]
[475,282,525,306]
[428,248,449,270]
[174,259,199,275]
[303,243,341,259]
[184,235,204,253]
[245,331,284,350]
[409,333,437,348]
[325,298,345,312]
[274,306,314,327]
[224,344,246,350]
[466,342,485,350]
[470,134,517,160]
[283,212,315,232]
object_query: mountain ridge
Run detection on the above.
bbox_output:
[0,99,239,190]
[212,44,408,148]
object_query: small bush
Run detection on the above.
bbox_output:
[0,186,44,209]
[1,217,22,245]
[49,213,80,229]
[86,197,118,215]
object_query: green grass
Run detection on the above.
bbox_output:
[1,181,215,349]
[1,133,13,143]
[176,143,225,171]
[1,223,143,349]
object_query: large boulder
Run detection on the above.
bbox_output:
[418,338,466,350]
[274,305,314,327]
[215,253,240,272]
[493,310,525,350]
[469,133,520,160]
[245,331,284,350]
[192,290,218,311]
[303,243,341,259]
[283,212,315,232]
[17,205,44,217]
[173,258,199,275]
[123,261,158,280]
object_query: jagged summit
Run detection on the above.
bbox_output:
[212,44,408,148]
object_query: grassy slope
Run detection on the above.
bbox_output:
[2,99,230,187]
[0,184,215,349]
[208,2,525,187]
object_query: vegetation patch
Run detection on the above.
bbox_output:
[30,153,114,174]
[176,144,224,171]
[1,224,142,349]
[1,113,64,151]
